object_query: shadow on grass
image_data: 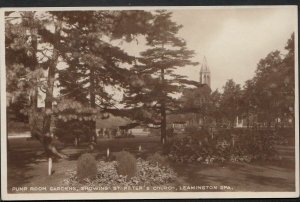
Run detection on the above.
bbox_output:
[7,137,69,192]
[168,154,295,192]
[244,173,295,191]
[7,150,44,192]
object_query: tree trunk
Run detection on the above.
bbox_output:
[29,27,66,159]
[161,101,167,144]
[43,49,57,134]
[247,110,250,128]
[41,49,67,159]
[89,67,97,147]
[160,67,166,144]
[28,31,40,137]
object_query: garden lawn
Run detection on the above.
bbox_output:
[7,136,295,193]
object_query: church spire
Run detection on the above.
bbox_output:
[200,56,209,72]
[199,56,211,88]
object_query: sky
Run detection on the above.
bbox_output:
[172,6,297,91]
[119,6,297,91]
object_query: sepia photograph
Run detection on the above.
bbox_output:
[1,5,299,200]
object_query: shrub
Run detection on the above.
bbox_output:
[185,125,210,140]
[54,119,93,145]
[168,128,278,164]
[147,152,168,167]
[77,153,97,181]
[115,151,137,178]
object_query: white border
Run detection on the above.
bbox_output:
[0,5,298,11]
[1,6,299,200]
[294,4,299,199]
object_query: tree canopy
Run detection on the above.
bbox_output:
[122,10,198,142]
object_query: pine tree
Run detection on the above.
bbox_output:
[54,11,153,145]
[5,10,153,155]
[123,11,198,144]
[5,11,67,158]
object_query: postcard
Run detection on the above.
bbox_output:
[1,5,299,200]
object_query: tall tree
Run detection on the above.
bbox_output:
[280,33,295,125]
[5,11,67,157]
[123,11,198,144]
[241,79,257,127]
[210,89,222,126]
[55,11,153,143]
[5,10,153,155]
[219,79,242,127]
[240,33,295,127]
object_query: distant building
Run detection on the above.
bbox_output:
[95,114,152,137]
[171,121,187,133]
[167,56,213,131]
[96,114,132,137]
[128,126,150,137]
[199,56,211,88]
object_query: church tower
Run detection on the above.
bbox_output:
[199,56,211,88]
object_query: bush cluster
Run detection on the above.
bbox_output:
[168,128,279,164]
[115,151,137,178]
[77,153,97,181]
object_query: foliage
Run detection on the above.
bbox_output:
[147,152,168,167]
[181,84,211,114]
[5,11,154,155]
[51,98,106,144]
[115,151,137,178]
[219,79,242,126]
[56,11,153,107]
[168,129,279,164]
[77,153,97,181]
[240,33,295,126]
[272,128,294,145]
[123,10,198,143]
[53,119,92,144]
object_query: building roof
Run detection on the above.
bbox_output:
[96,114,133,129]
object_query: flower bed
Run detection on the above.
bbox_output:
[63,158,176,187]
[167,129,280,164]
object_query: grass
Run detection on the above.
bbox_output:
[7,135,295,193]
[7,121,30,134]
